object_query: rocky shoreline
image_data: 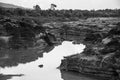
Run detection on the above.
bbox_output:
[58,18,120,79]
[0,16,120,79]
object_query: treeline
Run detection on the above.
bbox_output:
[0,6,120,18]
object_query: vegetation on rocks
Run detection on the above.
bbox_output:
[0,5,120,80]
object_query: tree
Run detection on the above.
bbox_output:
[33,5,41,11]
[50,4,57,10]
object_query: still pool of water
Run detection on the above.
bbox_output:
[0,41,99,80]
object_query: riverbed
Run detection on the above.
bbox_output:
[0,41,100,80]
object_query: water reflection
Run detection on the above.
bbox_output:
[0,41,98,80]
[0,74,23,80]
[61,71,101,80]
[0,42,54,68]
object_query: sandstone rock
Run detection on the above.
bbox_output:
[59,19,120,79]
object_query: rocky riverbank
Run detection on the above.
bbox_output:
[0,17,56,67]
[0,16,120,79]
[59,18,120,79]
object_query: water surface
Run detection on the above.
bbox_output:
[0,41,99,80]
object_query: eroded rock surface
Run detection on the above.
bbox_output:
[0,17,57,67]
[58,18,120,79]
[0,17,120,80]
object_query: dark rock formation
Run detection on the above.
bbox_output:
[0,17,120,80]
[39,64,43,68]
[0,17,57,49]
[59,19,120,79]
[0,17,57,68]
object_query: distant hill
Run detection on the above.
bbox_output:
[0,2,24,9]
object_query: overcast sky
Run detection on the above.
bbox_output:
[0,0,120,10]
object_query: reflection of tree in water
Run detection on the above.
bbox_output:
[0,44,55,68]
[0,32,56,68]
[0,74,23,80]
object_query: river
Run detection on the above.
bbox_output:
[0,41,99,80]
